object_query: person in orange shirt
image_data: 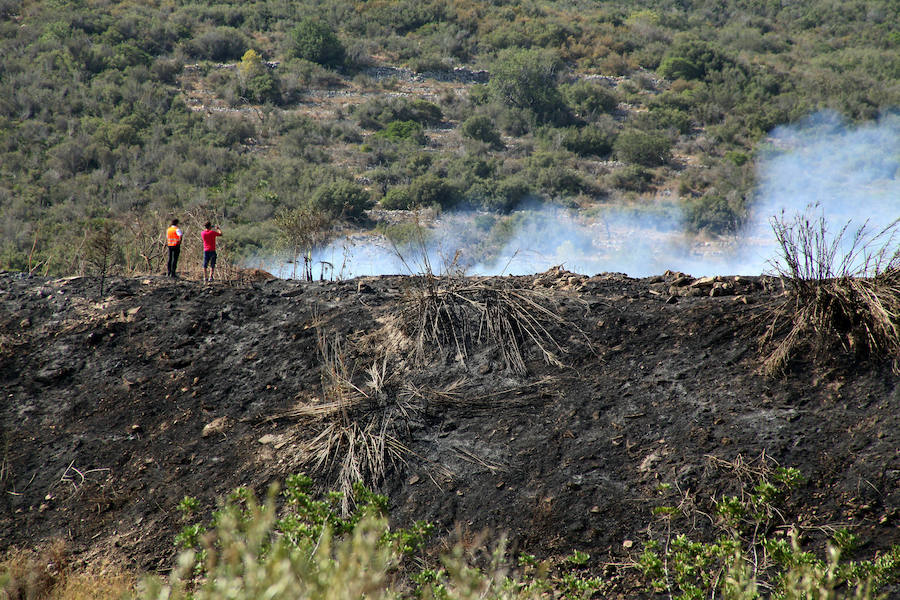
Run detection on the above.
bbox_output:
[166,219,183,277]
[201,222,222,282]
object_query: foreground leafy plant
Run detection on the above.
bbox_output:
[159,476,609,600]
[637,456,900,599]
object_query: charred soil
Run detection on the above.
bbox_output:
[1,270,898,594]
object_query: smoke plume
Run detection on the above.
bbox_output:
[268,111,900,279]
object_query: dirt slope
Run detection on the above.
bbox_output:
[1,270,898,591]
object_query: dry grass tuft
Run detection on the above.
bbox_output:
[402,276,570,376]
[282,331,559,510]
[286,332,413,513]
[763,211,900,375]
[1,542,132,600]
[1,541,68,600]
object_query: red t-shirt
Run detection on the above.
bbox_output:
[201,229,221,251]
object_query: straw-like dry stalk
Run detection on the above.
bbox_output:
[402,277,572,376]
[763,211,900,374]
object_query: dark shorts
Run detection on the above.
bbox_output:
[203,250,217,268]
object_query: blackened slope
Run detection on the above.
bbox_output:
[0,271,897,586]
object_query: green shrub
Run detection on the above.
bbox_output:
[524,151,590,197]
[187,27,247,61]
[560,123,617,157]
[409,174,458,209]
[682,193,744,233]
[288,18,345,68]
[606,165,653,192]
[373,120,425,144]
[560,80,618,120]
[488,47,567,124]
[309,181,371,221]
[355,97,442,130]
[460,114,504,149]
[657,56,701,80]
[631,107,692,135]
[613,129,672,166]
[379,186,412,210]
[490,177,535,212]
[639,459,898,599]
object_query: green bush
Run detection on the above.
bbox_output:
[309,181,371,221]
[379,186,412,210]
[460,114,504,149]
[488,47,567,124]
[408,174,458,209]
[489,177,534,212]
[682,193,745,233]
[288,18,345,68]
[373,120,425,144]
[560,123,617,157]
[560,80,618,120]
[631,107,692,135]
[354,97,442,130]
[657,56,701,80]
[187,27,247,61]
[613,129,672,166]
[606,165,653,192]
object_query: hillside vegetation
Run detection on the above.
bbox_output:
[2,0,899,274]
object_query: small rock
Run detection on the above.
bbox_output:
[590,506,601,513]
[622,540,633,549]
[408,475,420,485]
[258,433,277,444]
[202,417,230,438]
[689,276,716,288]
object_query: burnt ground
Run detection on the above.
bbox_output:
[1,269,898,594]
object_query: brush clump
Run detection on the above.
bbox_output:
[763,210,900,375]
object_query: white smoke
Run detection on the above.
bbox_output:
[267,111,900,279]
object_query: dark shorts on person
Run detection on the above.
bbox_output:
[203,250,217,268]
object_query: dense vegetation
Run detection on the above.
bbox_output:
[2,0,899,274]
[3,471,899,600]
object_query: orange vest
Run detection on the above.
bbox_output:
[166,226,182,246]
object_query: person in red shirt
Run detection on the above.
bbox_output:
[201,222,223,282]
[166,219,183,278]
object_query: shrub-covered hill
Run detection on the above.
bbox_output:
[2,0,900,275]
[1,270,898,595]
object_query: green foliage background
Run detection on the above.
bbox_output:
[1,0,898,274]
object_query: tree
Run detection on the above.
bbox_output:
[274,207,333,280]
[288,19,345,68]
[488,48,567,124]
[84,219,122,297]
[237,49,280,104]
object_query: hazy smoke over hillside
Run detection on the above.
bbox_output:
[270,111,900,279]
